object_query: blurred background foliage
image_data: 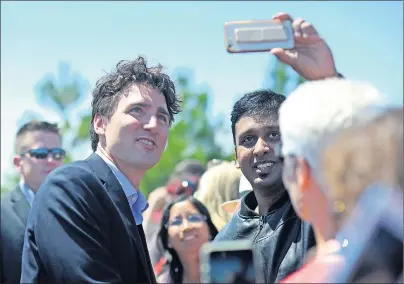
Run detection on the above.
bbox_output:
[1,58,304,197]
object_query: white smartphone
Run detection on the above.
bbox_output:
[224,19,294,53]
[199,240,256,283]
[331,183,403,283]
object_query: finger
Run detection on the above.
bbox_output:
[272,12,293,23]
[270,48,284,55]
[292,18,305,38]
[270,48,295,66]
[300,21,318,38]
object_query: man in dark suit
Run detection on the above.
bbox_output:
[1,121,65,284]
[21,57,182,283]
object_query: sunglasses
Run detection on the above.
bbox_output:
[21,147,66,160]
[166,213,207,227]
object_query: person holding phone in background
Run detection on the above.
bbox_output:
[214,12,342,283]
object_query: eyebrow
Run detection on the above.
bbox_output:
[157,107,170,117]
[238,129,254,140]
[237,126,280,141]
[128,102,169,117]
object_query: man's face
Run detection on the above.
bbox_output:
[14,131,64,192]
[101,83,170,171]
[234,116,283,190]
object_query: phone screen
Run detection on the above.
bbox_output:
[208,249,255,284]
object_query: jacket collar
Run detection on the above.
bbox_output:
[10,185,31,225]
[239,189,290,218]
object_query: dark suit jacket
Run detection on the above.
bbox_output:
[1,185,31,284]
[21,153,156,284]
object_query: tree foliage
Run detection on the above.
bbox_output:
[263,58,306,96]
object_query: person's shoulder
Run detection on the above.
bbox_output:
[280,250,344,283]
[0,186,21,210]
[43,159,99,186]
[0,190,16,223]
[35,159,101,203]
[213,226,229,242]
[1,188,15,205]
[30,159,107,225]
[50,159,95,178]
[213,213,240,242]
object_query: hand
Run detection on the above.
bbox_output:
[270,13,337,81]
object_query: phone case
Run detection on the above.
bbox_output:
[224,19,295,53]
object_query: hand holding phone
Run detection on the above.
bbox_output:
[224,13,337,81]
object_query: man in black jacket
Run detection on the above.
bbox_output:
[20,57,182,283]
[214,13,341,283]
[1,121,65,284]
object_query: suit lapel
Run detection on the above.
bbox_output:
[86,153,153,283]
[10,186,31,226]
[138,224,157,283]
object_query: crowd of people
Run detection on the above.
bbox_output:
[1,12,402,284]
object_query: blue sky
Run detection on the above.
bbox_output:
[1,1,403,182]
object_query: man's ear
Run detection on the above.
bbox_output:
[234,147,240,169]
[13,155,22,172]
[296,157,312,193]
[93,114,107,136]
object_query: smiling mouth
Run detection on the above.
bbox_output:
[256,162,274,169]
[254,161,275,174]
[136,138,156,147]
[182,234,197,241]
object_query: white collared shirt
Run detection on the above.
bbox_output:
[96,150,149,225]
[19,180,35,207]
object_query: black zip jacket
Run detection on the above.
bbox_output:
[214,191,316,283]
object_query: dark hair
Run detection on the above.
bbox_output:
[158,195,218,284]
[15,120,60,153]
[231,89,286,145]
[90,56,182,151]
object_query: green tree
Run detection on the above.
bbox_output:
[34,62,90,163]
[263,58,305,95]
[1,63,89,194]
[1,186,10,195]
[1,172,20,195]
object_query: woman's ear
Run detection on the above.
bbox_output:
[296,157,312,193]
